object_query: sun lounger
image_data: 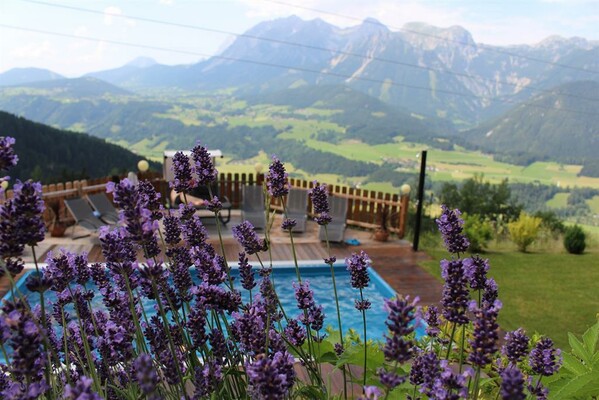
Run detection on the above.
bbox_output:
[285,187,308,233]
[86,193,119,225]
[318,195,348,243]
[64,197,106,239]
[241,185,266,230]
[170,183,232,225]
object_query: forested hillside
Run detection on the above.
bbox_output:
[0,111,156,183]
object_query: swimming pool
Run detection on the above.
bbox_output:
[5,262,425,341]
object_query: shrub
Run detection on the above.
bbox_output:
[463,213,493,253]
[564,225,586,254]
[508,212,542,252]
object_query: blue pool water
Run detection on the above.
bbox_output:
[6,263,425,342]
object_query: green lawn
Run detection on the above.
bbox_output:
[420,244,599,350]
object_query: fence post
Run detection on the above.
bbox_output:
[413,150,427,251]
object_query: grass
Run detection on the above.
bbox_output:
[546,192,569,208]
[420,240,599,350]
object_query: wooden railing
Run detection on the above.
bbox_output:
[4,172,410,237]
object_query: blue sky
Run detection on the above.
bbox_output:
[1,0,597,76]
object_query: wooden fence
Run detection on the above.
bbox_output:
[4,172,410,237]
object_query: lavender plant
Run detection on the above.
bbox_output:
[0,140,568,399]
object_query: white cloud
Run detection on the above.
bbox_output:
[159,0,175,5]
[104,6,122,26]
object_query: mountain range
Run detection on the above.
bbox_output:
[0,16,598,179]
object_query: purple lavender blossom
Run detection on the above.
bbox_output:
[163,214,181,245]
[355,299,372,311]
[529,337,562,376]
[208,329,228,360]
[293,281,315,310]
[378,369,405,390]
[206,196,222,213]
[193,359,223,398]
[346,251,371,289]
[63,376,102,400]
[232,221,267,254]
[500,366,526,400]
[527,377,549,400]
[284,319,306,347]
[266,155,289,198]
[324,256,336,265]
[24,271,52,293]
[468,300,502,367]
[238,253,256,291]
[191,142,218,186]
[307,304,325,332]
[281,218,296,231]
[170,151,195,193]
[483,277,499,304]
[246,352,295,400]
[2,380,48,400]
[5,308,46,381]
[99,226,137,264]
[138,180,163,221]
[43,250,75,292]
[463,255,489,290]
[440,259,470,325]
[107,179,160,258]
[431,360,472,400]
[409,351,440,394]
[231,302,267,355]
[133,354,160,397]
[187,307,208,349]
[382,296,418,364]
[181,214,208,248]
[310,182,332,225]
[359,385,383,400]
[424,306,441,337]
[0,136,18,171]
[502,328,530,364]
[436,205,470,254]
[0,180,45,258]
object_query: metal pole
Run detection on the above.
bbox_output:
[413,150,427,251]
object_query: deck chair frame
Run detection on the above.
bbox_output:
[64,197,106,239]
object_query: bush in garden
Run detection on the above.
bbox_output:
[462,213,493,253]
[0,137,568,399]
[563,225,586,254]
[508,212,542,252]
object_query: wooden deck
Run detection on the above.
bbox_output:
[1,213,442,304]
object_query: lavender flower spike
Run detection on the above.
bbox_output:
[346,251,371,289]
[382,296,418,364]
[191,142,218,186]
[232,221,267,255]
[436,205,469,254]
[468,300,502,367]
[500,366,526,400]
[529,337,562,376]
[310,181,332,225]
[170,151,195,193]
[246,352,295,400]
[440,259,470,325]
[0,136,18,171]
[0,180,46,260]
[266,155,289,198]
[502,328,530,364]
[63,376,102,400]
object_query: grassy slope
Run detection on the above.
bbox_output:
[420,244,599,349]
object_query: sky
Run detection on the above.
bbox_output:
[0,0,598,76]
